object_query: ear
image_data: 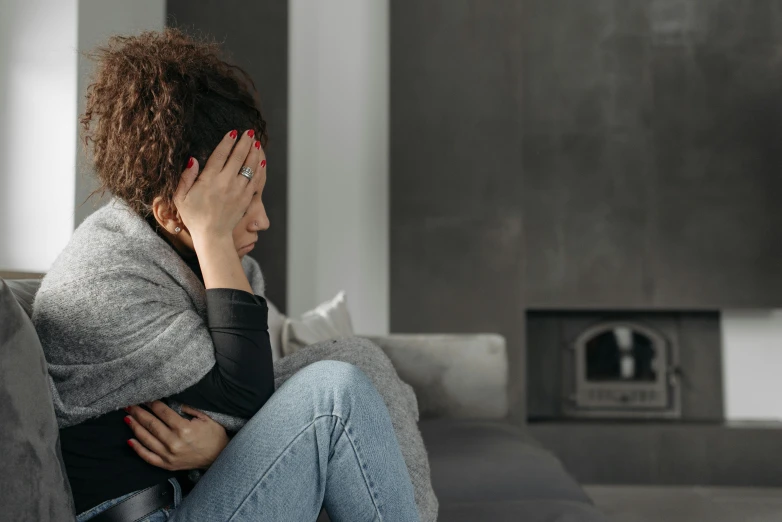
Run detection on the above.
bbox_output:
[151,196,181,235]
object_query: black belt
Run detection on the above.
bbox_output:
[90,481,174,522]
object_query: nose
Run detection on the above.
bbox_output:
[251,208,270,231]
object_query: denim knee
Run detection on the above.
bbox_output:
[302,360,379,401]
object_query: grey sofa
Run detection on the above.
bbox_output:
[1,278,606,521]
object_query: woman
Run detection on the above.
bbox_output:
[33,29,436,522]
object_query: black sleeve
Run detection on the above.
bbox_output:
[169,289,275,418]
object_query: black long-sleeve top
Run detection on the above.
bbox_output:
[61,255,274,514]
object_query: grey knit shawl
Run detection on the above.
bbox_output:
[33,199,263,430]
[33,199,438,520]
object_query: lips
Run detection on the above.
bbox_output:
[239,242,256,252]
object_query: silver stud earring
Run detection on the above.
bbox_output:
[174,226,181,234]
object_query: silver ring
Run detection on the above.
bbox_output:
[239,166,254,181]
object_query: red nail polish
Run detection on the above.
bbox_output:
[127,440,134,448]
[248,129,255,138]
[124,406,131,413]
[260,160,266,169]
[229,130,238,139]
[254,140,261,150]
[187,157,194,169]
[124,416,132,426]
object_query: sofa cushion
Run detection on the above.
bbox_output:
[368,334,508,420]
[0,279,75,521]
[438,500,608,522]
[420,419,607,521]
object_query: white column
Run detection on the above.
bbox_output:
[288,0,389,335]
[0,0,78,272]
[722,311,782,421]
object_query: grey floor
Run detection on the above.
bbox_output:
[584,486,782,522]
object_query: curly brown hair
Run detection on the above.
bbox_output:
[81,28,268,216]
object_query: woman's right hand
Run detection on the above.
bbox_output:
[173,129,262,244]
[125,402,230,471]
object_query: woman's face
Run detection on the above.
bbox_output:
[231,174,270,258]
[153,157,270,259]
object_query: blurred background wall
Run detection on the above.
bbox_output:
[389,0,782,422]
[1,0,781,422]
[0,0,78,273]
[75,0,166,227]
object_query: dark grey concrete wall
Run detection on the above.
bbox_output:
[390,0,527,421]
[167,1,288,311]
[521,0,782,309]
[391,1,782,421]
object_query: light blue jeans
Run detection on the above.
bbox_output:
[78,361,420,522]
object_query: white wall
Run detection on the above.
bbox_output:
[74,0,166,226]
[0,0,165,272]
[722,311,782,422]
[288,0,389,335]
[0,0,78,272]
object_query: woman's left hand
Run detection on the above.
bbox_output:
[124,401,229,471]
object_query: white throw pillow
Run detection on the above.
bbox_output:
[281,291,355,356]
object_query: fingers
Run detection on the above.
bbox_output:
[146,400,189,431]
[125,405,176,449]
[254,145,267,184]
[222,129,257,181]
[127,439,171,470]
[180,404,211,422]
[239,137,262,185]
[125,414,169,458]
[202,129,241,176]
[173,157,199,206]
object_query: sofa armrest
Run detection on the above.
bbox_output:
[5,278,42,319]
[365,334,508,420]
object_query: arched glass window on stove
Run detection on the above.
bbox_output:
[585,326,657,382]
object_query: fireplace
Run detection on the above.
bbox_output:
[564,321,680,419]
[523,310,782,487]
[527,311,722,422]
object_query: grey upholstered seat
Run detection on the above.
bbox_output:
[421,419,606,521]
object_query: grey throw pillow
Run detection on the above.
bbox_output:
[0,279,75,521]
